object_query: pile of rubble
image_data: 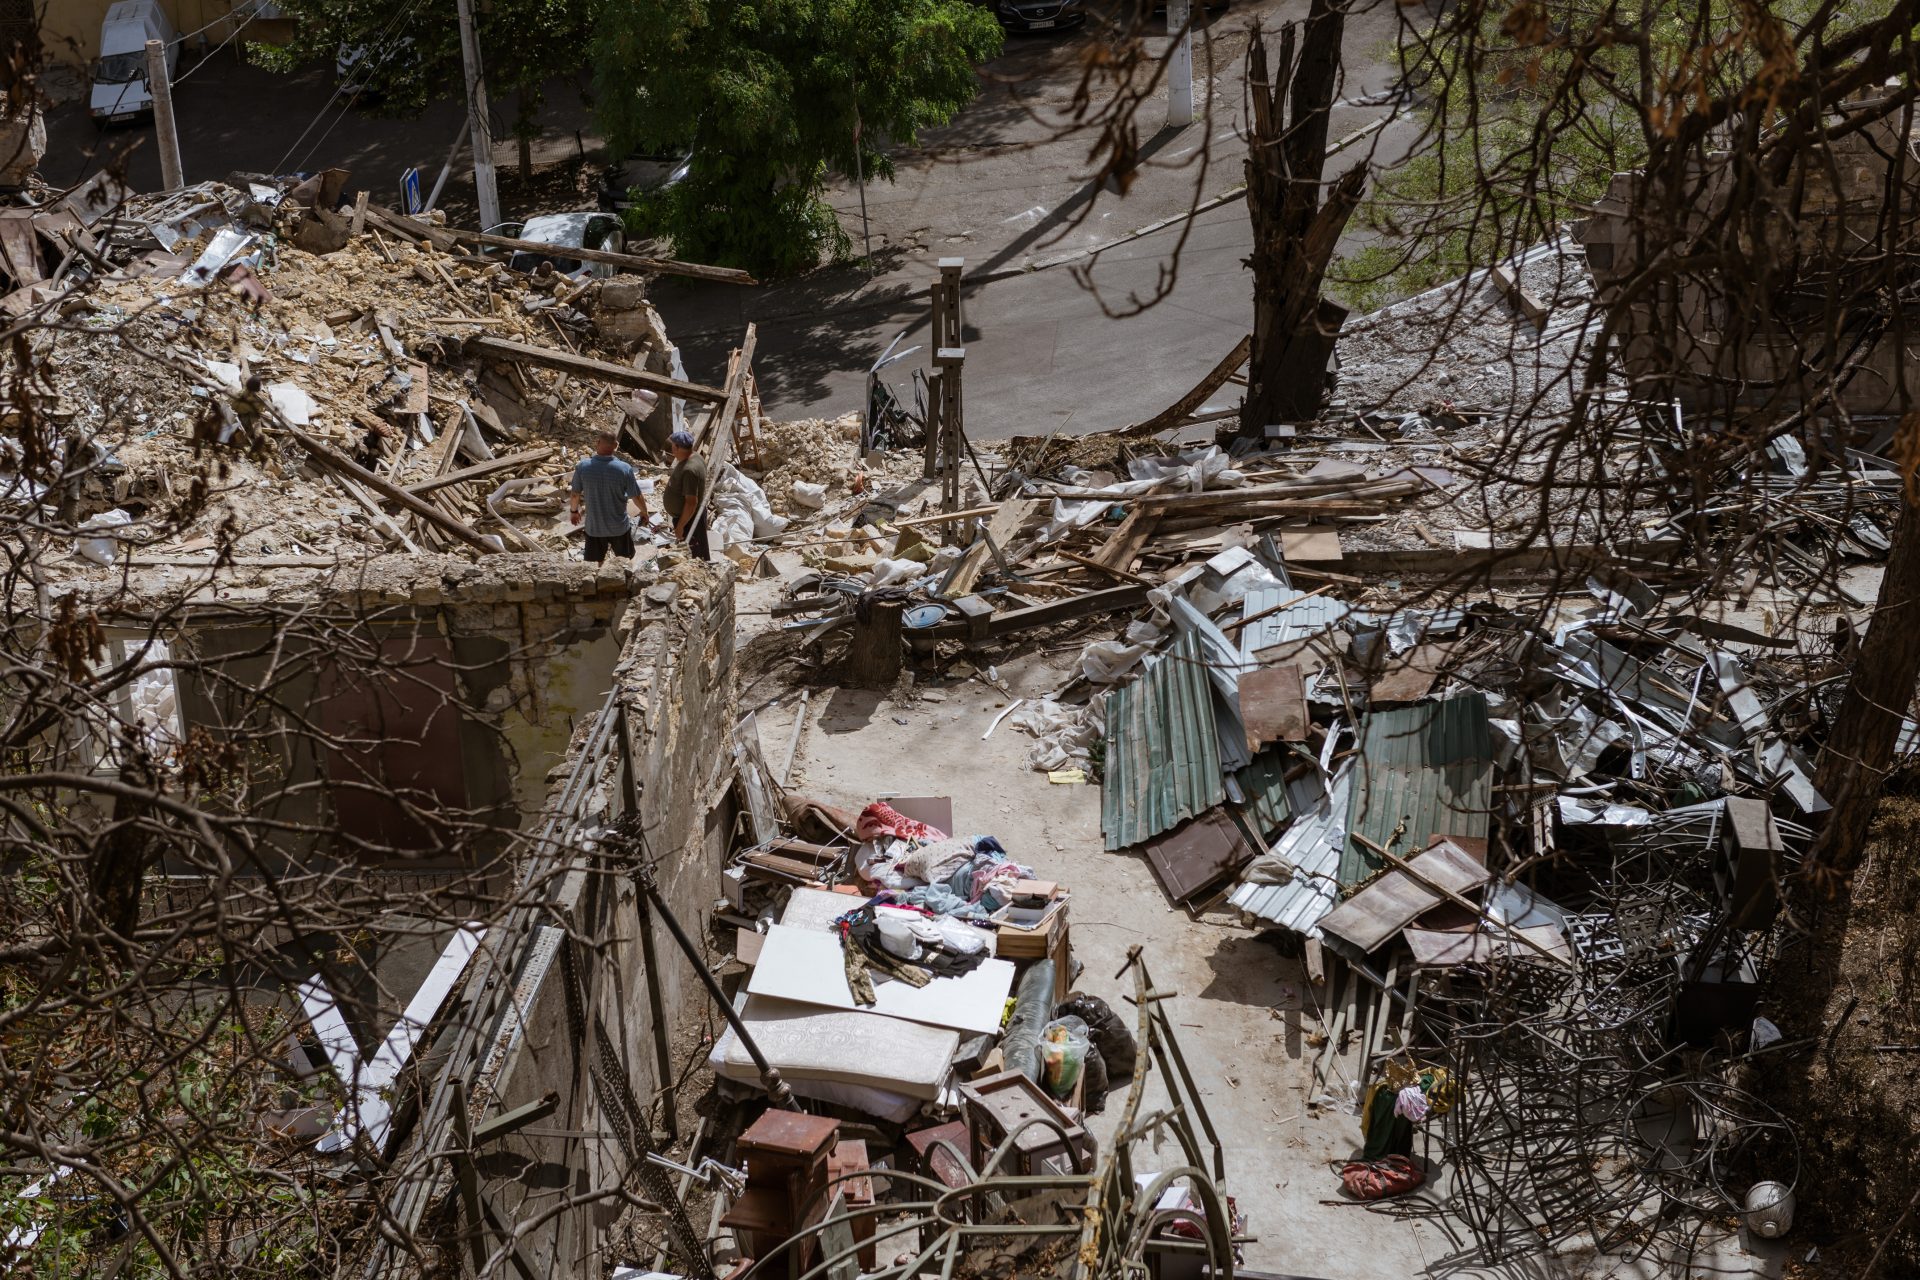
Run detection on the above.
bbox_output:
[0,171,787,576]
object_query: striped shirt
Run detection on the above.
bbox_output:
[570,454,643,537]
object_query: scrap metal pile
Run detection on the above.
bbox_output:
[726,251,1906,1264]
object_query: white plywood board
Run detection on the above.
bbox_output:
[746,923,1014,1035]
[710,996,958,1099]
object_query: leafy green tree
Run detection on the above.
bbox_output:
[253,0,594,179]
[592,0,1002,277]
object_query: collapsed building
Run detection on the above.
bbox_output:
[5,92,1917,1280]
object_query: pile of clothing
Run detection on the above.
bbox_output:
[850,802,1035,922]
[833,902,989,1006]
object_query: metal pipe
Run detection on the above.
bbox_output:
[633,888,680,1139]
[632,860,796,1108]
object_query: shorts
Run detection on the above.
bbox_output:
[584,532,636,562]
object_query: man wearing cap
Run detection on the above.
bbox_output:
[662,429,710,561]
[569,430,648,561]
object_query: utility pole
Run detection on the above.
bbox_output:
[453,0,501,229]
[1167,0,1194,128]
[145,39,183,191]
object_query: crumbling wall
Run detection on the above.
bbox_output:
[1574,101,1920,417]
[162,555,643,868]
[462,560,737,1277]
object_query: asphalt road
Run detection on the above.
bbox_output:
[663,198,1255,440]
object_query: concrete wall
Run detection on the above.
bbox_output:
[466,563,738,1276]
[1573,103,1920,419]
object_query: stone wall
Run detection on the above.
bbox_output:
[157,554,647,867]
[459,560,738,1276]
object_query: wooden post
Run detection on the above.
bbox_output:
[848,599,905,687]
[934,346,965,517]
[924,260,964,480]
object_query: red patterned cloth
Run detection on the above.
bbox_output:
[855,801,947,843]
[1339,1155,1425,1200]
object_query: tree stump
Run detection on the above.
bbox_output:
[847,598,905,688]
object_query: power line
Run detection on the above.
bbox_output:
[167,6,265,89]
[270,0,427,176]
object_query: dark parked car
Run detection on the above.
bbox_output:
[598,151,693,213]
[994,0,1085,33]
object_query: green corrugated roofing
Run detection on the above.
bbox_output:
[1102,630,1225,850]
[1233,746,1295,845]
[1341,692,1494,885]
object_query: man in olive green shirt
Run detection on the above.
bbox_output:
[662,430,710,560]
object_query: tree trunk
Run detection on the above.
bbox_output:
[847,598,905,688]
[1241,6,1366,437]
[1811,496,1920,883]
[90,735,158,949]
[516,88,534,182]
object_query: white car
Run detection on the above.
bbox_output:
[90,0,177,125]
[489,212,628,281]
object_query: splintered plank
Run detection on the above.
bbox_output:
[1093,508,1160,575]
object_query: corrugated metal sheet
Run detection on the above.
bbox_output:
[1170,595,1252,773]
[1341,693,1494,885]
[1232,747,1295,844]
[1238,587,1353,658]
[1102,630,1225,850]
[1228,764,1351,936]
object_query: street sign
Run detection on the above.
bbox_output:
[400,167,423,215]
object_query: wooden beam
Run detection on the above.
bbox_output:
[942,497,1035,599]
[689,323,757,535]
[1123,333,1251,436]
[469,1092,559,1146]
[288,428,501,554]
[464,334,726,403]
[891,503,1000,529]
[926,583,1149,639]
[1054,547,1155,585]
[366,204,755,284]
[403,446,557,496]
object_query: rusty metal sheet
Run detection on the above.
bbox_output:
[0,211,42,285]
[1403,925,1572,968]
[1141,808,1257,904]
[1316,836,1492,955]
[1369,640,1457,704]
[1239,663,1308,750]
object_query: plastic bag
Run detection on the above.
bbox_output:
[1127,444,1245,493]
[76,508,133,565]
[709,463,789,557]
[791,481,827,510]
[1036,1016,1091,1099]
[1055,992,1137,1084]
[1008,699,1103,773]
[868,558,925,588]
[1340,1155,1425,1200]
